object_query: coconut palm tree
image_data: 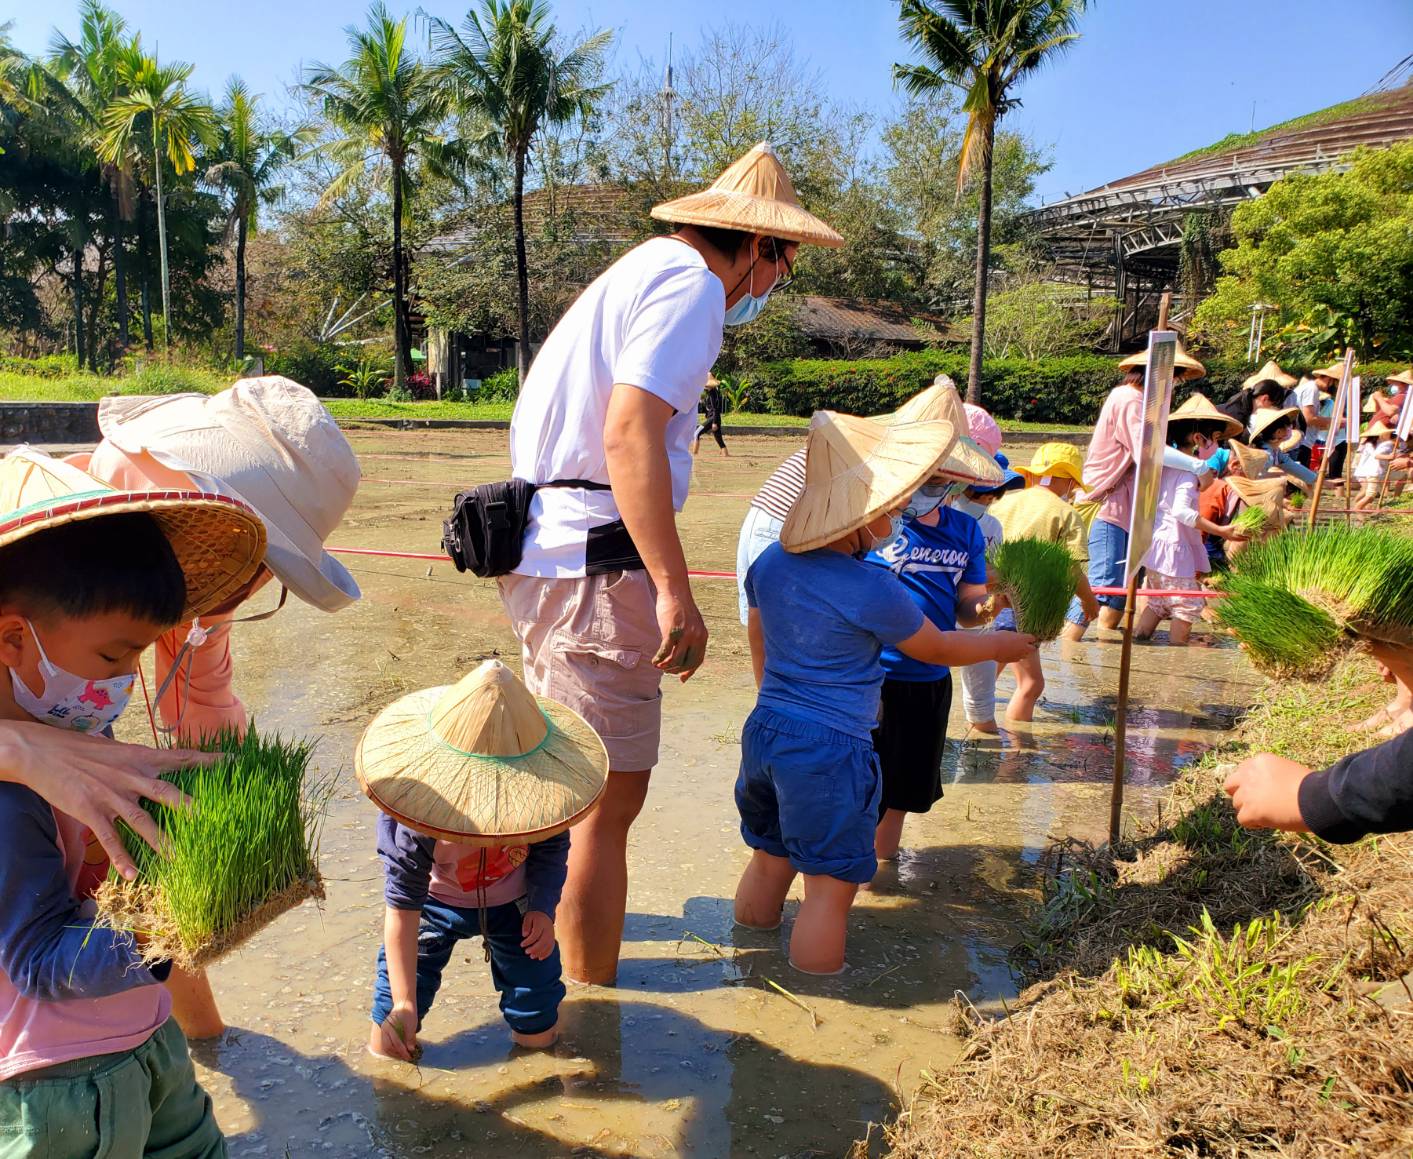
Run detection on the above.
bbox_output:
[304,4,456,388]
[206,79,306,361]
[99,50,215,352]
[428,1,611,383]
[894,0,1085,404]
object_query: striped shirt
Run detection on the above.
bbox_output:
[750,448,807,521]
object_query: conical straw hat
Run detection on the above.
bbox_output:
[650,142,844,248]
[874,377,1003,486]
[1242,360,1297,390]
[1229,474,1287,513]
[1314,361,1346,382]
[1229,440,1271,479]
[780,412,956,553]
[356,660,609,845]
[1364,419,1395,439]
[1169,392,1244,438]
[1388,369,1413,387]
[1248,406,1300,444]
[1117,341,1206,382]
[0,447,266,619]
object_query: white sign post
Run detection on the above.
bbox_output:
[1108,324,1178,845]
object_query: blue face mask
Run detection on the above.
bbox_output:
[724,288,772,327]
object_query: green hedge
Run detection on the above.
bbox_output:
[757,352,1413,423]
[0,353,81,378]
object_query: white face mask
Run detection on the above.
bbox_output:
[10,620,135,734]
[873,511,905,550]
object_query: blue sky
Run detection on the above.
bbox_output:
[10,0,1411,202]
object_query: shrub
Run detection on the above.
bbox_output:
[477,367,520,402]
[123,364,225,395]
[264,340,347,396]
[0,353,80,378]
[335,357,390,400]
[406,372,436,401]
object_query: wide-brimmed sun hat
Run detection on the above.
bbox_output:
[1363,419,1395,439]
[1117,341,1206,383]
[1169,392,1244,439]
[0,447,266,619]
[1388,369,1413,387]
[1313,361,1347,382]
[1248,407,1300,444]
[1228,440,1271,479]
[1242,360,1297,390]
[356,660,609,845]
[650,141,844,248]
[963,403,1002,457]
[97,377,361,613]
[1016,442,1087,488]
[780,412,956,553]
[875,377,1003,486]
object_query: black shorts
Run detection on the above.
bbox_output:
[871,675,951,816]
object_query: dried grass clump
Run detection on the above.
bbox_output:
[880,657,1413,1159]
[97,728,330,969]
[987,537,1078,641]
[1216,525,1413,677]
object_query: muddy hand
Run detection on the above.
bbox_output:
[652,586,708,682]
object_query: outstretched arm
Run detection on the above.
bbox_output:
[896,619,1037,668]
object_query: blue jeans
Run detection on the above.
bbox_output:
[370,898,565,1036]
[735,707,882,884]
[1067,518,1128,625]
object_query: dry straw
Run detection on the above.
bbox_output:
[987,537,1079,641]
[98,728,329,969]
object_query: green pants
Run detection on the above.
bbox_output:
[0,1018,224,1159]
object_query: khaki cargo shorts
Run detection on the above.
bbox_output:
[499,570,663,771]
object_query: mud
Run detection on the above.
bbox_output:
[104,428,1247,1157]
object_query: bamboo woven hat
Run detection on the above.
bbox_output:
[1229,475,1288,522]
[650,142,844,248]
[1169,392,1244,438]
[780,412,956,553]
[1229,440,1271,479]
[1248,407,1300,444]
[875,377,1003,486]
[0,447,266,619]
[706,372,721,387]
[1364,419,1395,439]
[1388,369,1413,387]
[1242,360,1297,390]
[356,660,609,845]
[1117,341,1206,382]
[1313,362,1347,382]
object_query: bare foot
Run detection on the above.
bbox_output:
[511,1024,559,1050]
[1377,708,1413,738]
[968,719,1000,736]
[1350,703,1397,733]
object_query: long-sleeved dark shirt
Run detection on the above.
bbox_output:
[1299,727,1413,843]
[376,812,569,918]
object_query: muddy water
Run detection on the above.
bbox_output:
[110,429,1245,1157]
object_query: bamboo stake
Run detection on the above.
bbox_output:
[1307,349,1357,531]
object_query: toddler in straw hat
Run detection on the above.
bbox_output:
[357,661,608,1057]
[0,448,267,1156]
[733,413,1036,975]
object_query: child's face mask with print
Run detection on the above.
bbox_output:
[7,616,159,734]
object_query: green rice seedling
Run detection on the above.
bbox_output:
[98,727,330,969]
[1229,505,1269,536]
[988,537,1079,641]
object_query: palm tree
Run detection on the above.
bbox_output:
[304,4,455,388]
[895,0,1085,403]
[206,78,305,361]
[429,1,611,383]
[100,50,215,352]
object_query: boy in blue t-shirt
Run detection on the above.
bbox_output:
[734,413,1036,976]
[866,484,1014,861]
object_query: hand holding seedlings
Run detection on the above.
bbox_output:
[1224,754,1312,831]
[520,911,557,960]
[376,1005,421,1063]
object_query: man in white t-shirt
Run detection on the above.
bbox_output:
[498,142,842,986]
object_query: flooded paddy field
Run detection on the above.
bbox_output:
[102,427,1251,1158]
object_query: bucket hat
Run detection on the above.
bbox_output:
[963,403,1002,457]
[650,142,844,248]
[97,377,361,612]
[1117,341,1206,383]
[780,412,956,553]
[0,447,266,619]
[1248,407,1300,445]
[1169,392,1244,439]
[971,451,1025,496]
[1241,360,1297,390]
[356,660,609,845]
[876,377,1003,486]
[1016,442,1087,488]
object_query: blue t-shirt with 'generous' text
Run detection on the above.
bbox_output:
[746,542,924,740]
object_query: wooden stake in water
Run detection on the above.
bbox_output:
[1109,293,1176,846]
[1307,349,1356,531]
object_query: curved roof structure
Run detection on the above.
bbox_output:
[1029,82,1413,289]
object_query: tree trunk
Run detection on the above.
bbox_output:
[234,214,247,363]
[513,147,532,384]
[152,124,171,354]
[966,122,997,406]
[71,250,85,367]
[137,203,153,351]
[86,244,107,371]
[113,200,129,351]
[391,164,408,389]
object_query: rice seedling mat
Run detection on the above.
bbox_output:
[97,728,331,970]
[987,537,1080,641]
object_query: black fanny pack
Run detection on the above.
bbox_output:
[442,479,641,578]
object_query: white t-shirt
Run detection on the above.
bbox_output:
[509,238,725,577]
[1295,379,1324,449]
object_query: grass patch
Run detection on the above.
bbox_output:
[0,367,228,401]
[1170,92,1387,163]
[97,728,330,969]
[987,537,1079,640]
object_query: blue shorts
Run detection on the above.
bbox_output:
[1068,517,1128,624]
[370,897,565,1036]
[735,707,881,884]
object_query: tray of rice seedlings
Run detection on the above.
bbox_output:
[987,537,1079,641]
[1214,526,1413,678]
[96,728,331,969]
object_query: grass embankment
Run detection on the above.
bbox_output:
[883,656,1413,1158]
